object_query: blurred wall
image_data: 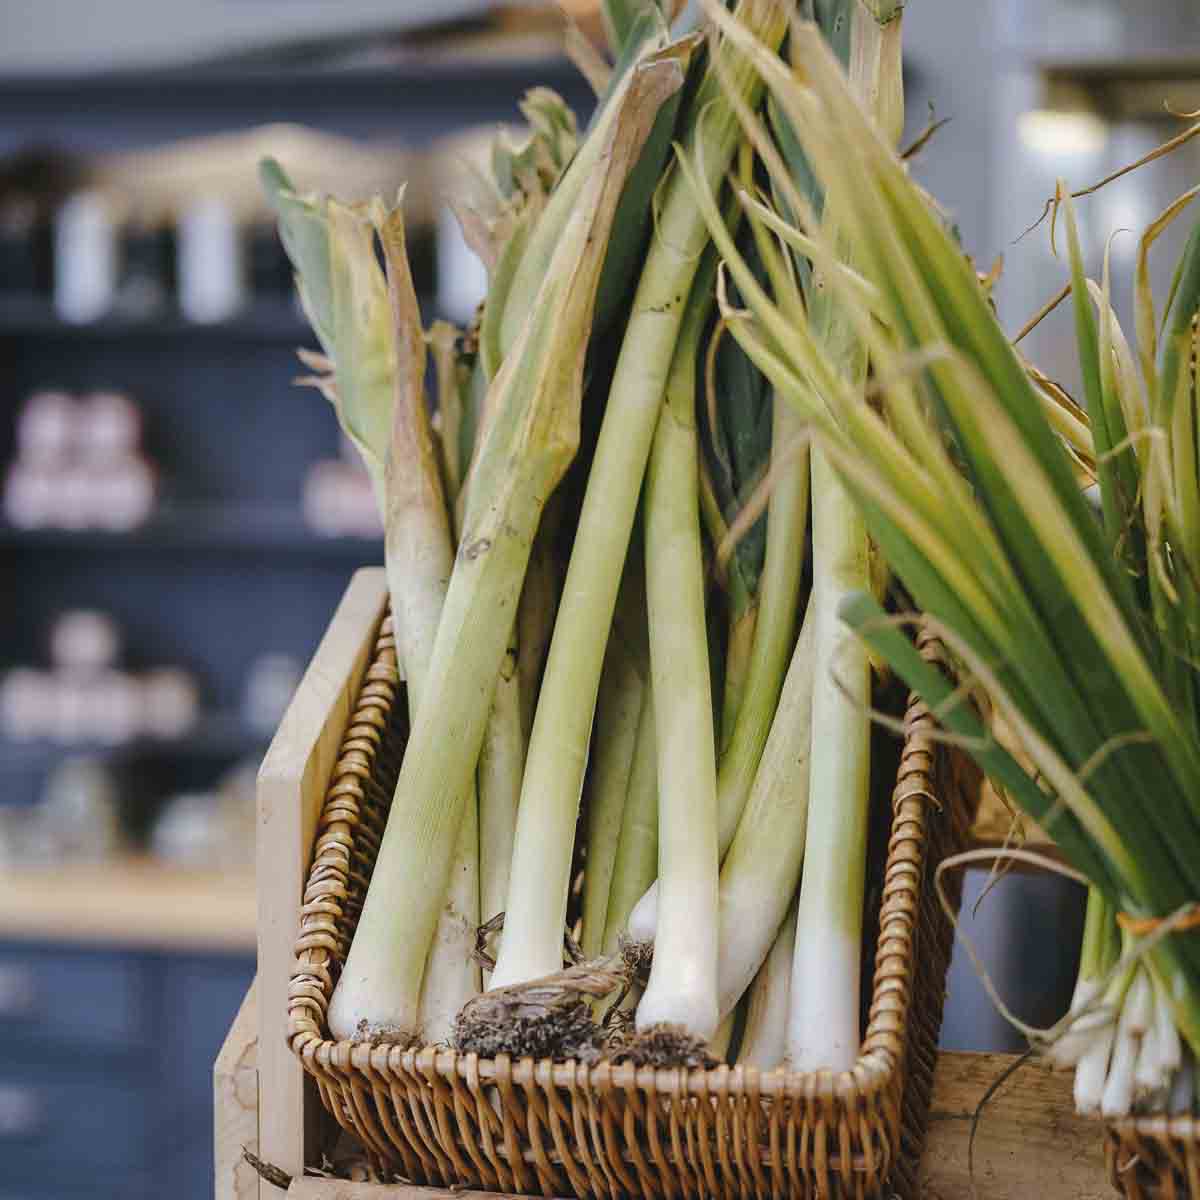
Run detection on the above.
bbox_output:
[902,0,996,262]
[0,1,489,74]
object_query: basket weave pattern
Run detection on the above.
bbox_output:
[1107,1117,1200,1198]
[287,612,973,1199]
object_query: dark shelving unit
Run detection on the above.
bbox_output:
[0,296,313,342]
[0,41,593,1200]
[0,505,380,558]
[0,711,268,771]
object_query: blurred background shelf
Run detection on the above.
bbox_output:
[0,505,382,558]
[0,296,316,342]
[0,709,268,769]
[0,856,255,952]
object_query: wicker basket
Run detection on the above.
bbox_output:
[1107,1114,1200,1197]
[286,609,977,1199]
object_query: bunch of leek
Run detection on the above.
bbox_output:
[261,0,922,1073]
[694,6,1200,1115]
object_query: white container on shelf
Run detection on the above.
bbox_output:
[16,392,77,466]
[0,669,55,741]
[4,463,57,529]
[140,667,200,739]
[177,196,245,323]
[54,191,117,324]
[79,391,142,465]
[49,609,121,673]
[243,653,302,735]
[82,671,143,745]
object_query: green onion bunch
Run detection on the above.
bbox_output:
[689,3,1200,1115]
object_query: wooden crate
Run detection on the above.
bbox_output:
[255,567,391,1198]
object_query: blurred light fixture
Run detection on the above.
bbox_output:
[1018,109,1108,157]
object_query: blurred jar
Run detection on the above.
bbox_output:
[243,654,302,735]
[50,609,121,673]
[140,668,200,739]
[16,391,76,467]
[152,758,256,868]
[149,792,218,867]
[177,196,244,323]
[0,668,55,741]
[37,757,125,863]
[54,190,117,323]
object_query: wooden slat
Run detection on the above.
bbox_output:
[257,567,389,1200]
[215,978,260,1200]
[920,1051,1109,1200]
[0,857,254,950]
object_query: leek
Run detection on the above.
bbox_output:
[326,60,683,1039]
[491,0,789,993]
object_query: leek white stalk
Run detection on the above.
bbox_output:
[418,802,480,1040]
[580,634,645,958]
[1076,963,1133,1114]
[1052,886,1115,1069]
[1153,967,1183,1077]
[636,273,720,1040]
[1088,954,1157,1116]
[1051,977,1107,1070]
[1134,1019,1166,1099]
[1075,1024,1117,1116]
[787,454,871,1071]
[715,603,815,1020]
[491,0,787,992]
[738,896,797,1070]
[602,687,658,954]
[476,633,524,934]
[1100,1012,1139,1118]
[375,201,480,1042]
[629,396,811,944]
[328,63,679,1039]
[785,0,901,1075]
[441,340,524,985]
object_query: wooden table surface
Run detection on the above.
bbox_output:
[2,855,255,951]
[920,1051,1110,1198]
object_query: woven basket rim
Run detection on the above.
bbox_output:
[287,606,958,1106]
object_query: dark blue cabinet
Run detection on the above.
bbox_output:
[0,942,254,1200]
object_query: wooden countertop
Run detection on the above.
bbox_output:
[0,856,255,952]
[921,1051,1110,1198]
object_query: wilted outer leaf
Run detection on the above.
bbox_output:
[260,160,396,504]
